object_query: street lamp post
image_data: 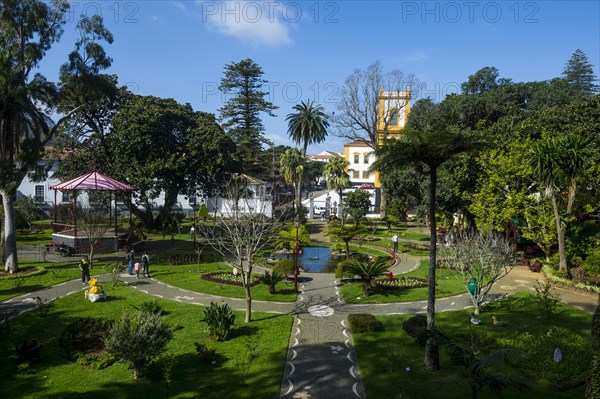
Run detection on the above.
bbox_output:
[293,214,300,292]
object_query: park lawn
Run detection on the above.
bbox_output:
[0,260,107,302]
[340,260,466,304]
[151,262,298,302]
[353,293,593,399]
[15,228,53,245]
[0,283,293,399]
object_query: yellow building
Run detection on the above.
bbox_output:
[344,87,411,191]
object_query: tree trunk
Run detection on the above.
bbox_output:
[549,189,568,271]
[424,168,440,372]
[295,178,302,216]
[1,190,18,273]
[379,186,387,219]
[244,271,252,323]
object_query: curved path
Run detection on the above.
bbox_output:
[1,220,598,399]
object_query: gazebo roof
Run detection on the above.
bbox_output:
[49,169,135,192]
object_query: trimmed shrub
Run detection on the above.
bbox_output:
[104,312,173,379]
[201,272,261,287]
[401,314,428,346]
[202,302,236,341]
[348,313,383,334]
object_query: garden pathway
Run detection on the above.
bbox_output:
[1,219,598,399]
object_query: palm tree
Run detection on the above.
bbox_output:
[286,100,330,156]
[279,148,305,215]
[322,156,350,222]
[340,256,390,296]
[372,127,483,372]
[286,100,329,215]
[274,223,311,251]
[529,134,593,272]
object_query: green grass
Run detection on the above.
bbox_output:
[0,260,103,302]
[353,293,593,399]
[340,260,466,304]
[0,283,293,399]
[16,228,53,245]
[151,261,298,302]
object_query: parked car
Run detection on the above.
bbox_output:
[314,205,328,218]
[360,184,374,189]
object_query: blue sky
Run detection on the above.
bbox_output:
[41,1,600,153]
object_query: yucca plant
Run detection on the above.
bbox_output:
[260,271,285,294]
[340,256,390,296]
[202,302,236,341]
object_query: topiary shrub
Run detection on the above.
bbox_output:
[104,312,173,379]
[202,302,236,341]
[401,314,428,346]
[348,313,383,334]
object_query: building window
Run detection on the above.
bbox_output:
[362,171,371,179]
[34,185,44,203]
[61,191,70,203]
[353,153,360,164]
[364,153,370,164]
[352,170,360,179]
[189,195,197,205]
[388,109,399,126]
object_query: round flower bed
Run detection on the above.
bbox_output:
[372,277,428,290]
[201,272,261,287]
[0,266,46,280]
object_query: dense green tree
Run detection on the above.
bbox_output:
[373,123,484,372]
[322,156,350,222]
[279,148,305,215]
[344,189,372,224]
[218,59,277,176]
[0,0,112,272]
[108,95,237,230]
[303,160,325,187]
[562,49,599,96]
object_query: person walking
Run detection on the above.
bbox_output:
[79,255,91,284]
[391,234,398,253]
[141,251,150,278]
[126,248,135,275]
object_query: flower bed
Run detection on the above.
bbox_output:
[201,272,261,287]
[372,277,428,290]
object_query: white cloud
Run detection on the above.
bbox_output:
[197,1,294,48]
[173,1,188,14]
[400,51,429,63]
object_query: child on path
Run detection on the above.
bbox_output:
[79,255,90,284]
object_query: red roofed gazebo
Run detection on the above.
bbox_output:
[49,168,136,253]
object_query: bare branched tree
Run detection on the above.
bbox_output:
[203,177,281,323]
[334,61,417,216]
[440,231,516,315]
[334,61,417,148]
[78,204,112,266]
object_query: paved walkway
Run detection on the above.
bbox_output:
[1,220,598,399]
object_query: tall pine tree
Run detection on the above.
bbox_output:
[562,49,599,96]
[218,59,277,176]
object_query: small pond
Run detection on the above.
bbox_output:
[266,246,342,273]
